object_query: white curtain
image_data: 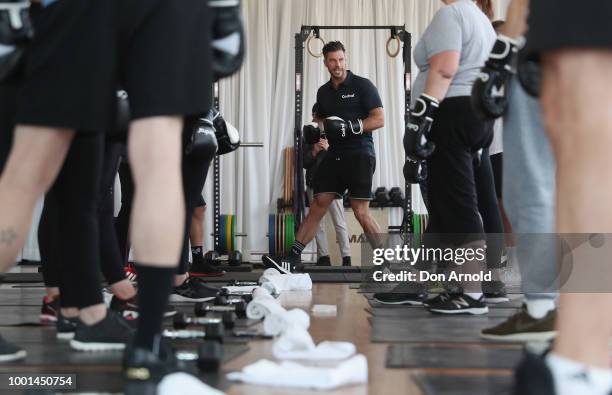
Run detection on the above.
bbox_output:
[21,0,510,261]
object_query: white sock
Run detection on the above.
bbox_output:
[546,353,612,395]
[526,299,555,319]
[465,292,483,300]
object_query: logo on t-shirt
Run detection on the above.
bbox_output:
[342,94,356,99]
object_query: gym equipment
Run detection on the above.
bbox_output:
[266,212,296,255]
[374,187,391,207]
[209,0,245,81]
[175,340,224,371]
[227,280,258,287]
[194,300,247,319]
[295,25,415,234]
[184,114,218,157]
[403,159,427,184]
[227,250,242,266]
[204,250,221,266]
[0,1,34,45]
[172,312,228,335]
[233,329,274,339]
[215,293,253,305]
[404,94,438,161]
[389,187,405,207]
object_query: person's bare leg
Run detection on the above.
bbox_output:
[189,205,205,246]
[129,117,185,265]
[109,279,136,300]
[541,49,612,370]
[350,199,383,249]
[46,287,60,300]
[295,193,336,245]
[0,127,74,272]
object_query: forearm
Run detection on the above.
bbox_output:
[424,68,454,102]
[362,114,384,132]
[501,0,529,39]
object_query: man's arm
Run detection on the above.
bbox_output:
[362,107,384,132]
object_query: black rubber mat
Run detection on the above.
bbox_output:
[301,266,364,273]
[368,297,523,310]
[414,374,512,395]
[366,306,517,319]
[386,344,522,369]
[370,316,511,343]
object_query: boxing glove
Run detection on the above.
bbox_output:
[114,90,130,136]
[403,160,427,184]
[404,94,438,161]
[209,0,245,80]
[472,35,519,119]
[0,43,23,82]
[0,1,33,45]
[184,114,219,158]
[303,122,322,144]
[517,44,541,97]
[323,116,363,142]
[209,108,240,155]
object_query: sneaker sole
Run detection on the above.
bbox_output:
[40,314,58,323]
[373,298,423,306]
[56,332,75,340]
[428,307,489,315]
[70,340,126,352]
[480,331,557,342]
[0,350,27,362]
[168,295,216,303]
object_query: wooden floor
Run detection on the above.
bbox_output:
[0,281,523,394]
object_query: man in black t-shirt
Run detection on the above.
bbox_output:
[263,41,385,272]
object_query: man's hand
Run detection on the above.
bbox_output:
[317,138,329,151]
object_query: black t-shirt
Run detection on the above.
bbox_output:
[314,71,382,157]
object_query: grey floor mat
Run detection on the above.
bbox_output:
[414,374,512,395]
[366,306,517,319]
[386,344,522,369]
[368,297,523,310]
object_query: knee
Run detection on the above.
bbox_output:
[192,206,205,220]
[353,207,370,224]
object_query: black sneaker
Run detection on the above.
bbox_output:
[481,305,557,342]
[342,256,352,266]
[316,256,331,266]
[123,340,178,386]
[0,334,26,362]
[56,313,80,340]
[483,280,510,304]
[111,295,176,319]
[262,254,303,274]
[170,278,219,303]
[70,310,134,352]
[372,292,427,305]
[40,295,60,323]
[513,351,556,395]
[423,292,452,308]
[426,293,489,315]
[189,262,226,278]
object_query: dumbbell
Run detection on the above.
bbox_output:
[195,300,247,318]
[204,250,221,266]
[218,289,254,303]
[228,250,242,266]
[228,280,258,286]
[175,340,223,371]
[374,187,390,207]
[389,187,405,207]
[172,312,230,335]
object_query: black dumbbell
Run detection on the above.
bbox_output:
[204,250,221,266]
[216,292,253,304]
[194,300,247,318]
[173,312,229,336]
[374,187,390,207]
[228,280,258,286]
[389,187,405,207]
[175,340,223,372]
[228,250,242,266]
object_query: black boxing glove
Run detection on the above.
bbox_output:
[210,108,240,155]
[517,42,541,97]
[184,113,219,158]
[403,160,427,184]
[323,116,363,143]
[209,0,245,80]
[404,94,438,161]
[303,122,322,145]
[472,35,519,119]
[0,1,33,45]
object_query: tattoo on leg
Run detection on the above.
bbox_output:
[0,228,17,246]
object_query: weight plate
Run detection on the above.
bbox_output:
[287,213,295,253]
[226,214,233,253]
[219,215,227,255]
[275,213,280,256]
[268,214,275,255]
[231,214,236,252]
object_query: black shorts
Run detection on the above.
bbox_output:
[196,195,206,207]
[16,0,212,132]
[426,96,493,235]
[490,152,502,199]
[527,0,612,51]
[313,152,375,200]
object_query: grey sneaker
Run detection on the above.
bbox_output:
[0,335,26,362]
[70,310,134,351]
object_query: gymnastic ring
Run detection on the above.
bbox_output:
[307,34,326,58]
[386,35,401,58]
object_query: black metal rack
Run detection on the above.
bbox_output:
[294,25,413,233]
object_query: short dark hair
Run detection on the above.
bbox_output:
[322,41,346,58]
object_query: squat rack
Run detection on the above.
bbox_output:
[293,25,414,234]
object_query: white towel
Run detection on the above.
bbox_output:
[273,340,356,361]
[260,273,313,293]
[221,285,259,294]
[262,308,310,336]
[246,296,285,320]
[252,286,276,300]
[278,290,312,308]
[226,354,368,390]
[159,372,225,395]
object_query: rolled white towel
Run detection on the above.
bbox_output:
[273,340,356,361]
[271,323,315,352]
[262,268,281,277]
[260,273,312,293]
[262,308,310,336]
[246,296,285,320]
[252,286,275,300]
[226,354,368,390]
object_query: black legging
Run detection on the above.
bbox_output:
[476,149,504,269]
[115,160,133,265]
[117,150,214,274]
[39,134,105,309]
